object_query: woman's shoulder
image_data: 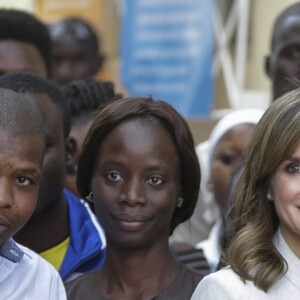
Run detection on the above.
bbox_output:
[191,268,266,300]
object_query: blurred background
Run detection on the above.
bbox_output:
[0,0,298,142]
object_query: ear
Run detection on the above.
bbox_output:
[65,136,78,173]
[265,54,273,79]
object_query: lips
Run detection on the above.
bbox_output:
[111,212,152,231]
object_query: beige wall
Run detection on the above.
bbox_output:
[246,0,299,91]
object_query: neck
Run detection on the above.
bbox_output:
[14,194,69,253]
[97,241,180,300]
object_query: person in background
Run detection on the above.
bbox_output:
[192,88,300,299]
[0,72,106,281]
[49,17,105,86]
[66,97,204,299]
[173,2,300,247]
[0,9,52,77]
[195,109,264,272]
[265,2,300,100]
[0,88,66,299]
[63,78,119,197]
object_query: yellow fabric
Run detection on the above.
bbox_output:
[39,237,70,271]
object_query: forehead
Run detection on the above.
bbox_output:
[0,40,47,76]
[216,124,255,148]
[24,92,64,131]
[99,119,178,159]
[0,127,44,162]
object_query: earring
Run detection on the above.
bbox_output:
[86,192,93,203]
[177,197,184,208]
[266,193,273,201]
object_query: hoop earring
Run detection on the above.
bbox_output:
[86,192,93,203]
[177,197,183,208]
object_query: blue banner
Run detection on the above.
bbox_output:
[121,0,215,118]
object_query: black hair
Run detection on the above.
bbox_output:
[271,3,300,50]
[0,87,45,141]
[0,72,70,137]
[0,9,52,77]
[50,17,100,54]
[77,97,201,235]
[62,78,119,126]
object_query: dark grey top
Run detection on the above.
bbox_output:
[65,264,203,300]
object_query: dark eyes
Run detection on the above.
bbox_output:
[105,172,164,186]
[286,163,300,174]
[16,177,32,186]
[146,176,164,186]
[219,154,238,165]
[106,172,123,182]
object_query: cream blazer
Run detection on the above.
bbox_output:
[191,229,300,300]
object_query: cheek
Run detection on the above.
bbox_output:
[211,163,232,197]
[14,196,37,226]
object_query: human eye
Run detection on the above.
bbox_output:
[146,176,164,187]
[219,154,238,165]
[106,171,123,183]
[285,163,300,174]
[16,177,33,186]
[282,46,300,60]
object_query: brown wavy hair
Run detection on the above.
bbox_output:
[226,88,300,291]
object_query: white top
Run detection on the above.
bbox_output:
[191,229,300,300]
[171,141,219,245]
[195,219,222,272]
[0,241,66,299]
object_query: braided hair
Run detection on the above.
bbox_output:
[62,78,119,126]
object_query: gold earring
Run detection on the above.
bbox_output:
[86,192,93,203]
[177,197,183,208]
[266,193,273,201]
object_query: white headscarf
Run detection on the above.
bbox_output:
[208,108,265,166]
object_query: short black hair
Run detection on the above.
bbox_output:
[50,17,100,55]
[77,97,200,235]
[271,3,300,50]
[0,9,52,77]
[0,87,45,141]
[62,78,119,126]
[0,72,70,137]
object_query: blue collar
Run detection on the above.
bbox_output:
[0,238,24,263]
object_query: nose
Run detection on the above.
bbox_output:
[0,180,13,208]
[119,177,146,207]
[55,60,73,84]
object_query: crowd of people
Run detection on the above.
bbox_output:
[0,3,299,300]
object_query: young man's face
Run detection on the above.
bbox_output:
[25,92,66,215]
[266,14,300,100]
[0,40,47,77]
[0,129,44,246]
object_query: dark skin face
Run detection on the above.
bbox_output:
[65,119,93,196]
[211,124,255,220]
[91,120,182,251]
[24,93,66,215]
[266,14,300,100]
[13,92,69,253]
[0,129,44,246]
[0,40,47,77]
[52,35,101,86]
